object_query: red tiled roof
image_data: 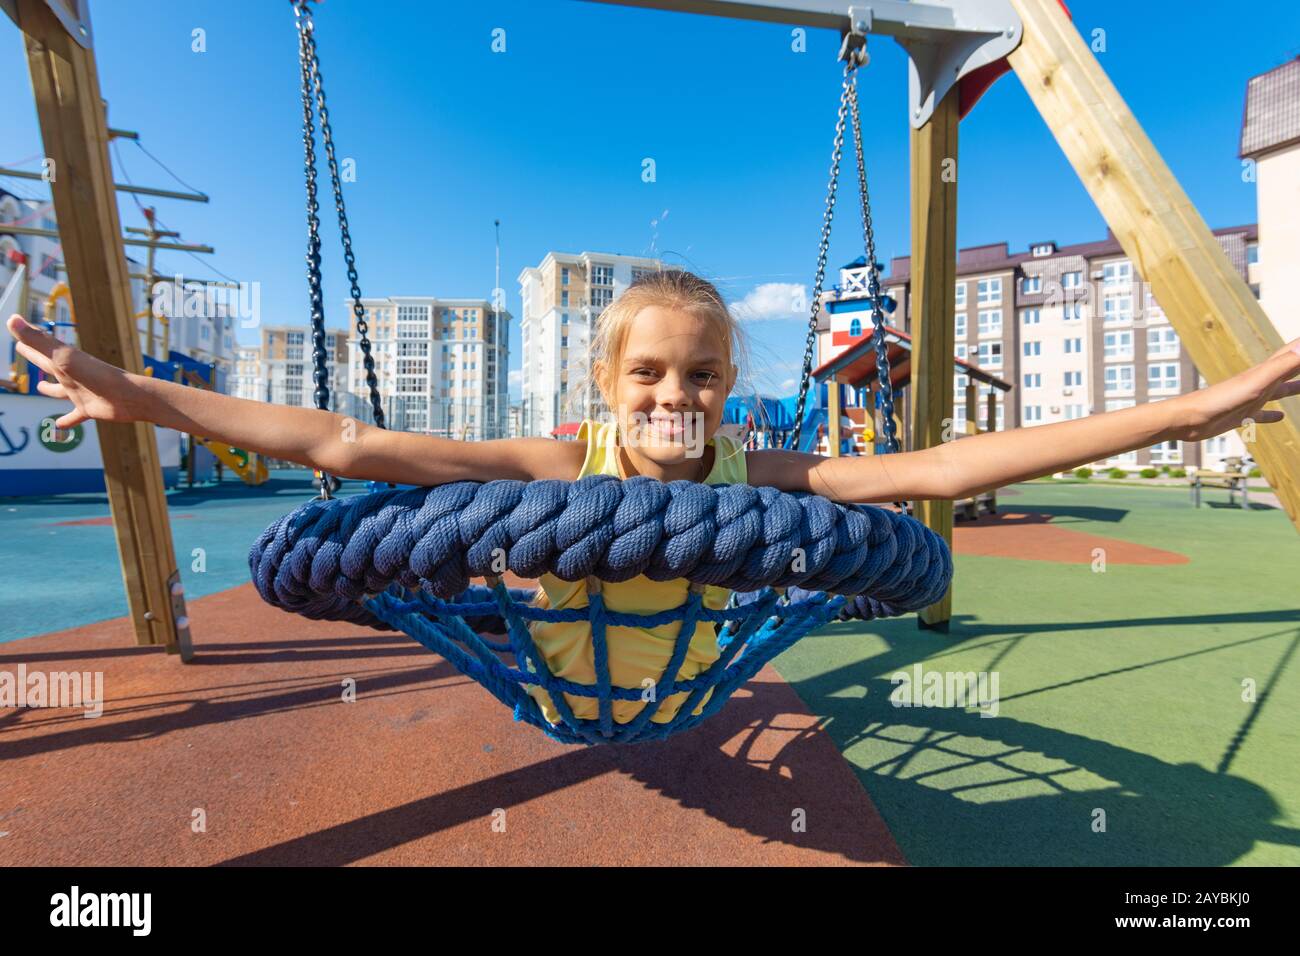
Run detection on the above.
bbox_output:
[551,421,582,437]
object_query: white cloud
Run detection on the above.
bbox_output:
[730,283,809,322]
[508,369,522,387]
[780,378,796,390]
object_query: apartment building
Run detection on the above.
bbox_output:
[821,224,1259,471]
[347,296,509,440]
[259,324,349,410]
[516,251,665,437]
[231,347,262,402]
[1241,56,1300,341]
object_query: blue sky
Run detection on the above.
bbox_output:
[3,0,1297,398]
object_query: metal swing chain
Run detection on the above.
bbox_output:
[789,57,855,452]
[847,77,911,516]
[297,3,386,431]
[847,83,899,457]
[292,1,333,499]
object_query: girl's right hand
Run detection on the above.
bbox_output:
[6,314,143,429]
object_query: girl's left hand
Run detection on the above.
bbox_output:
[1167,337,1300,442]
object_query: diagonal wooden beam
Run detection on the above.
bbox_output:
[18,0,190,654]
[1008,0,1300,531]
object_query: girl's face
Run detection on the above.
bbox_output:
[600,305,736,481]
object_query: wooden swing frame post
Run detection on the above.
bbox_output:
[7,0,192,658]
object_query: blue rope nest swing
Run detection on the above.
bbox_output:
[254,3,952,746]
[251,475,952,745]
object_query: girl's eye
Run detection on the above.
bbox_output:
[694,372,718,386]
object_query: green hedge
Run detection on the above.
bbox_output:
[1074,467,1093,479]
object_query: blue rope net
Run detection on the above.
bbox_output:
[251,474,952,745]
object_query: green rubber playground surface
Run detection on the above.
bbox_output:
[773,481,1300,866]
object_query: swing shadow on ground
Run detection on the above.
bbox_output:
[780,610,1300,866]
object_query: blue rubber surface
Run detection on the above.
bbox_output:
[0,469,360,643]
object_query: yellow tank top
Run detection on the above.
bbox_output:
[526,418,748,727]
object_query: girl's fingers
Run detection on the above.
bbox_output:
[6,314,57,354]
[54,408,88,429]
[35,379,68,399]
[1253,409,1285,424]
[1268,377,1300,400]
[14,340,58,376]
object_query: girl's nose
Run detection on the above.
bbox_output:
[656,374,690,407]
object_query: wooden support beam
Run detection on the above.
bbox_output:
[18,0,190,656]
[1008,0,1300,531]
[827,379,841,457]
[909,88,959,632]
[965,380,978,435]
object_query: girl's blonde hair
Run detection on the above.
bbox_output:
[567,268,751,419]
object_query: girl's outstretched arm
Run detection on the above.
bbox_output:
[937,337,1300,499]
[6,315,582,485]
[749,337,1300,503]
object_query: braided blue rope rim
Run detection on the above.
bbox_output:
[368,581,845,746]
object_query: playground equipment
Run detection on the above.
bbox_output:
[6,0,1298,673]
[245,0,951,745]
[196,438,269,486]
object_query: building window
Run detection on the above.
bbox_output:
[1105,399,1136,412]
[1103,260,1132,289]
[1064,404,1085,420]
[1064,302,1084,322]
[1149,439,1182,464]
[955,282,967,308]
[1148,362,1180,392]
[1064,370,1083,387]
[1103,294,1133,325]
[955,313,966,338]
[1103,330,1133,360]
[978,309,1002,337]
[561,291,569,306]
[1023,340,1041,357]
[1062,271,1082,289]
[1104,364,1134,394]
[1247,244,1259,265]
[1021,275,1042,294]
[977,277,1001,305]
[1021,308,1041,325]
[849,318,862,337]
[1023,372,1041,389]
[977,341,1002,368]
[1065,337,1084,354]
[561,267,570,286]
[1024,405,1043,422]
[1147,327,1179,358]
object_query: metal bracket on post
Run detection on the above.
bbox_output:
[2,0,94,46]
[166,570,194,662]
[888,0,1021,128]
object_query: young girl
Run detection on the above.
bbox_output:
[8,270,1300,727]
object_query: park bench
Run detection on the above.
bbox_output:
[1190,456,1250,509]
